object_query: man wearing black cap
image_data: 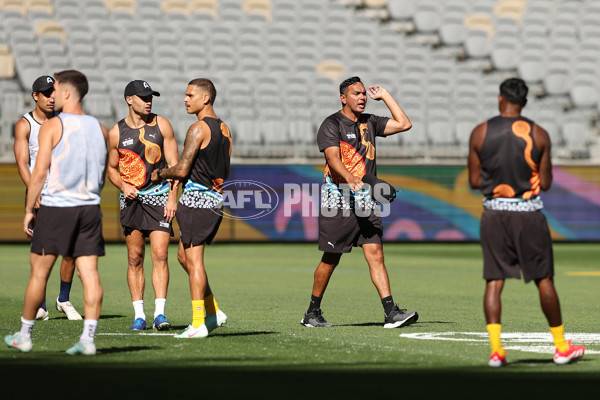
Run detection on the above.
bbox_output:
[468,77,585,367]
[13,75,83,321]
[107,80,179,331]
[300,76,419,329]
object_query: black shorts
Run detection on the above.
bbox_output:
[480,209,554,283]
[318,207,383,253]
[121,199,173,237]
[31,205,105,258]
[176,204,223,247]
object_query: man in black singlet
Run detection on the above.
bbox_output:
[107,80,179,331]
[151,78,230,339]
[468,77,585,367]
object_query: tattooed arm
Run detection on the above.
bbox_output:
[151,120,210,183]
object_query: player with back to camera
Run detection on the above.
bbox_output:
[468,77,585,367]
[13,75,83,321]
[107,80,179,331]
[5,70,108,355]
[150,78,230,338]
[300,76,419,329]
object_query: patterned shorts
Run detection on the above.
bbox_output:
[120,192,173,236]
[178,190,223,209]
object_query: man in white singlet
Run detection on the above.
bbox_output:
[5,70,108,356]
[13,75,82,321]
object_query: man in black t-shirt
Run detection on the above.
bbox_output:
[301,76,419,329]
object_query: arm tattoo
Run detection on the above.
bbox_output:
[161,124,203,179]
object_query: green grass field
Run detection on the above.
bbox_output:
[1,242,599,398]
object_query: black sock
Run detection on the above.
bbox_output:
[307,295,322,312]
[381,296,395,316]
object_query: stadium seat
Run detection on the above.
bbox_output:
[438,14,465,47]
[387,0,415,21]
[543,66,570,97]
[0,45,15,79]
[491,39,518,70]
[561,114,591,158]
[83,91,113,118]
[413,1,442,33]
[35,20,67,42]
[569,79,598,109]
[287,106,314,145]
[517,54,545,83]
[316,61,346,84]
[242,0,271,21]
[187,0,218,19]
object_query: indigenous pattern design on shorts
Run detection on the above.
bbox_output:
[120,182,169,210]
[483,196,544,212]
[321,175,378,211]
[179,180,224,209]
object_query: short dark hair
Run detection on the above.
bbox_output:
[54,70,89,100]
[500,77,528,107]
[340,76,362,95]
[189,78,217,105]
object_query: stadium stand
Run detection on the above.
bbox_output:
[0,0,598,162]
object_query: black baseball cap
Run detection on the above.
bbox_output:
[32,75,55,93]
[123,80,160,99]
[361,173,398,203]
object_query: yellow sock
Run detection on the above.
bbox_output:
[204,294,219,314]
[550,325,569,352]
[192,300,205,328]
[486,324,505,356]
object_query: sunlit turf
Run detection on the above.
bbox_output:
[1,242,599,398]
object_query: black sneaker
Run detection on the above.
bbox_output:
[300,308,333,327]
[383,305,418,328]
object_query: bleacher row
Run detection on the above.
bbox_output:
[0,0,598,162]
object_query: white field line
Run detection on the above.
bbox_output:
[398,332,600,355]
[98,332,175,336]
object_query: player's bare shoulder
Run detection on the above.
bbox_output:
[469,121,487,150]
[13,116,32,138]
[107,122,121,147]
[156,115,175,134]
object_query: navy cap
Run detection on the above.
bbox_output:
[124,80,160,99]
[32,75,55,93]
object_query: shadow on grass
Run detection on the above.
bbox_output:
[98,346,158,354]
[209,331,278,338]
[168,327,279,338]
[51,314,125,321]
[337,321,452,327]
[511,358,592,365]
[2,362,599,399]
[99,314,127,319]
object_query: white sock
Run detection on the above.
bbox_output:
[80,319,98,344]
[154,298,166,318]
[132,300,145,320]
[20,317,34,338]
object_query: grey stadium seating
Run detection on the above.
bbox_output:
[0,0,598,162]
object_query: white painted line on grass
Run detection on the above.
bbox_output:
[98,332,175,336]
[398,332,600,354]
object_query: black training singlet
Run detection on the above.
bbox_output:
[479,115,542,200]
[117,114,167,191]
[188,117,232,192]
